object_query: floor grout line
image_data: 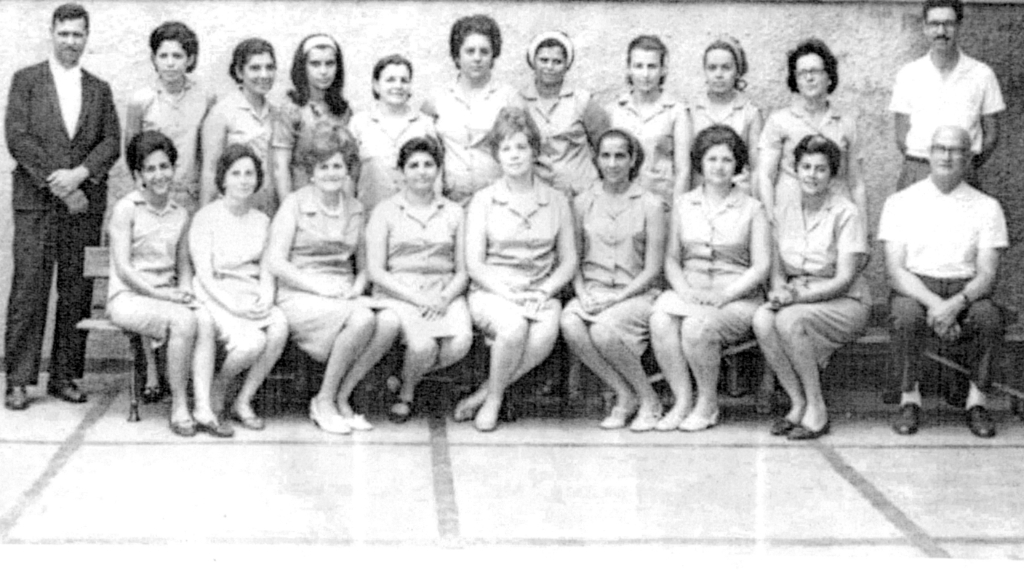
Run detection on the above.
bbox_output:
[427,412,462,548]
[814,442,950,558]
[0,389,117,542]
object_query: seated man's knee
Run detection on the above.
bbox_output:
[966,300,1003,336]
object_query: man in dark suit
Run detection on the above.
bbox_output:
[4,3,120,410]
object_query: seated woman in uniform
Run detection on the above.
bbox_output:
[650,125,770,432]
[365,136,473,422]
[752,135,869,440]
[190,144,289,436]
[515,30,606,198]
[560,129,667,431]
[265,130,400,434]
[349,54,437,210]
[108,131,216,437]
[458,107,577,431]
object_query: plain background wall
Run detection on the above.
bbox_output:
[0,1,1021,362]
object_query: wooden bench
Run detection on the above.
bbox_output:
[76,246,156,422]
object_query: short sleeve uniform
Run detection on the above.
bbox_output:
[272,99,351,193]
[126,79,213,211]
[275,186,368,362]
[427,79,515,206]
[689,93,762,193]
[654,188,765,345]
[189,200,285,351]
[204,89,279,214]
[107,191,197,345]
[514,84,601,198]
[468,180,569,334]
[349,108,437,210]
[564,182,666,355]
[759,102,858,211]
[769,193,870,366]
[606,91,687,199]
[367,193,471,341]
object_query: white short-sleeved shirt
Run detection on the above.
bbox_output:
[878,178,1008,279]
[889,51,1005,160]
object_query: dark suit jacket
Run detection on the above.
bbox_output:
[5,61,120,214]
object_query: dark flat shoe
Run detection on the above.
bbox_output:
[142,385,167,404]
[5,387,28,411]
[787,421,831,441]
[966,406,996,439]
[231,411,266,431]
[769,418,798,437]
[47,381,87,404]
[892,404,921,436]
[195,418,235,438]
[169,419,197,438]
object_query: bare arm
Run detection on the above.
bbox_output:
[439,214,470,305]
[264,197,343,297]
[188,209,248,316]
[611,197,667,302]
[533,197,578,299]
[364,206,434,307]
[977,113,1001,168]
[791,251,863,304]
[757,142,781,216]
[199,106,227,206]
[671,108,693,199]
[663,203,689,295]
[272,147,294,203]
[745,109,764,199]
[893,112,910,157]
[720,207,771,305]
[465,194,517,301]
[109,199,180,301]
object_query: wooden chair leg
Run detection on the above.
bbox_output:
[724,354,744,397]
[128,335,144,422]
[756,363,776,415]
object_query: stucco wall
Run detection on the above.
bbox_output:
[1,1,1022,360]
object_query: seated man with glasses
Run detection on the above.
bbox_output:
[878,125,1007,438]
[889,0,1004,191]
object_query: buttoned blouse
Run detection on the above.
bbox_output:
[759,102,857,191]
[348,107,437,210]
[471,179,570,292]
[514,83,602,198]
[272,98,351,192]
[605,91,687,198]
[774,192,869,302]
[689,92,762,143]
[278,185,365,295]
[674,187,764,290]
[425,78,516,206]
[369,193,463,297]
[126,79,214,193]
[575,182,664,291]
[204,89,278,211]
[108,190,189,301]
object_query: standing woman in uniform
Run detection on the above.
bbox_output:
[606,34,692,200]
[200,38,278,213]
[365,136,473,422]
[124,21,214,213]
[516,30,607,198]
[689,36,763,197]
[459,107,577,431]
[758,38,866,234]
[349,54,437,211]
[272,33,352,202]
[560,129,667,430]
[422,14,516,207]
[649,125,770,431]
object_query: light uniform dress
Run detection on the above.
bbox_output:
[275,186,367,362]
[272,99,351,194]
[367,193,471,341]
[189,199,286,352]
[689,92,762,193]
[769,192,870,366]
[424,78,516,206]
[468,179,571,333]
[605,91,688,199]
[107,191,193,344]
[203,89,278,213]
[563,182,666,355]
[125,78,214,212]
[513,83,604,198]
[348,107,437,210]
[759,102,858,213]
[654,187,766,345]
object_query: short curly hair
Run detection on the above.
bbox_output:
[449,14,501,65]
[690,125,749,177]
[794,135,842,177]
[149,21,199,73]
[594,129,645,182]
[397,136,444,171]
[484,107,541,161]
[786,38,839,94]
[126,130,178,176]
[215,144,264,194]
[229,38,275,84]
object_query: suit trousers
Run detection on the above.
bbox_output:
[4,208,103,387]
[889,275,1003,393]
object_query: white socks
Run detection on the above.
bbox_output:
[965,382,987,410]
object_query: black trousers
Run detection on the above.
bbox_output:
[5,209,103,387]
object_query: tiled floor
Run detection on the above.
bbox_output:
[1,370,1023,562]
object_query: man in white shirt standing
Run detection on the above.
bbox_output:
[878,126,1007,438]
[4,3,120,410]
[889,0,1005,191]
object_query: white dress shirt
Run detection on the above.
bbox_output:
[49,56,83,138]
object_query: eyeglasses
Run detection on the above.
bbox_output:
[796,68,825,79]
[930,145,967,156]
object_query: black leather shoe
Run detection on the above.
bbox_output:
[47,380,87,404]
[892,404,920,435]
[966,406,996,439]
[787,421,831,441]
[5,387,28,410]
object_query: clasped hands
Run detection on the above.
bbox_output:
[927,296,967,342]
[48,167,90,214]
[511,286,550,317]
